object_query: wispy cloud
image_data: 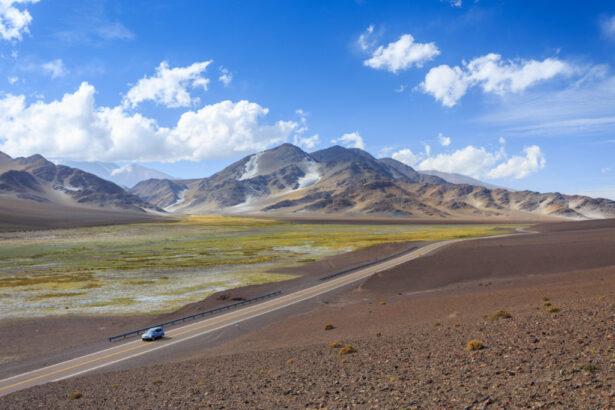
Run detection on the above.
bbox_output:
[52,3,135,45]
[42,59,68,79]
[600,15,615,41]
[477,70,615,137]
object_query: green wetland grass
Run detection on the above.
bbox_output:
[0,215,519,318]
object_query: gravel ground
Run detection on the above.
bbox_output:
[2,273,613,409]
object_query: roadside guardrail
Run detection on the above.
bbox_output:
[319,244,421,281]
[108,290,282,342]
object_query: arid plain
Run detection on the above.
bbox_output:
[0,218,613,408]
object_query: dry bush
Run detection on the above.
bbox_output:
[324,323,335,331]
[329,342,342,349]
[338,345,357,355]
[542,296,550,302]
[379,301,386,305]
[286,358,296,365]
[573,363,598,373]
[70,392,83,400]
[151,378,163,384]
[548,306,561,313]
[466,339,484,351]
[376,332,382,337]
[542,301,551,307]
[433,322,441,327]
[489,310,512,321]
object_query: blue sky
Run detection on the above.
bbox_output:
[0,0,614,198]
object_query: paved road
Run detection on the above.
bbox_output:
[0,238,460,396]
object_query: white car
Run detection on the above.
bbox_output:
[141,327,164,341]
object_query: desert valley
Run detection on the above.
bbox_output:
[0,1,614,408]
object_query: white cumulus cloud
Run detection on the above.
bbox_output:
[392,142,545,180]
[41,59,67,79]
[364,34,440,73]
[486,145,546,179]
[392,148,421,166]
[0,82,298,162]
[293,134,320,150]
[420,53,572,107]
[123,61,212,109]
[0,0,39,41]
[420,65,468,107]
[332,132,365,150]
[437,132,451,147]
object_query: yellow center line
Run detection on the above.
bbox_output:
[0,244,437,393]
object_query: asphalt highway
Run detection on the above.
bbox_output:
[0,238,461,396]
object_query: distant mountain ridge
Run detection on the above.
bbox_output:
[0,152,160,213]
[58,160,173,188]
[420,170,507,190]
[129,143,615,220]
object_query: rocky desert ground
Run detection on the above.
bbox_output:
[0,219,613,408]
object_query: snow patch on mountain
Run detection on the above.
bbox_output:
[238,152,264,181]
[297,161,321,189]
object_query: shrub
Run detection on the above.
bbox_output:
[324,323,335,331]
[151,378,163,384]
[389,376,397,382]
[70,392,83,400]
[542,297,549,302]
[489,310,512,321]
[197,381,205,386]
[286,358,296,365]
[341,358,348,363]
[548,306,561,313]
[379,301,387,305]
[339,345,357,355]
[542,302,551,307]
[376,332,382,337]
[433,322,441,327]
[111,384,118,389]
[453,322,461,328]
[466,339,483,351]
[573,363,598,372]
[329,341,342,349]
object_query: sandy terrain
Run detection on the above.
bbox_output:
[0,197,168,232]
[1,219,614,408]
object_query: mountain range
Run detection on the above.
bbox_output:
[129,143,615,220]
[0,152,160,214]
[2,144,614,223]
